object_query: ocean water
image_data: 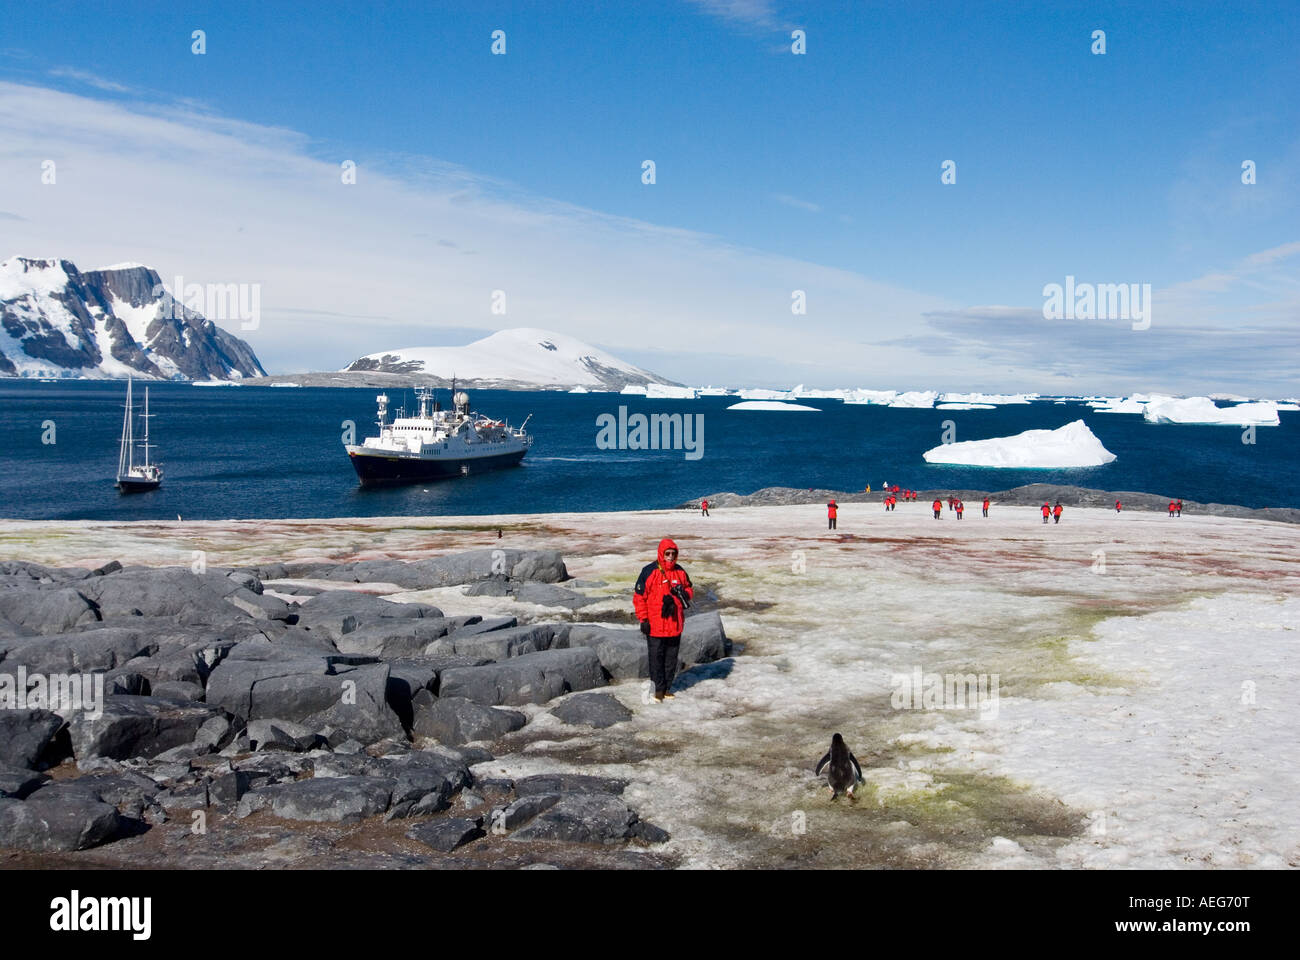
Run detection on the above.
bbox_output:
[0,380,1294,521]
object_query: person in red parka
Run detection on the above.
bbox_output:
[1115,500,1122,513]
[932,498,942,519]
[1168,501,1176,517]
[982,497,990,518]
[1042,502,1051,524]
[1053,501,1063,523]
[633,538,694,702]
[700,498,709,517]
[956,499,964,519]
[827,500,838,530]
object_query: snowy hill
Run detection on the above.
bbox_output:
[344,328,675,391]
[0,257,265,380]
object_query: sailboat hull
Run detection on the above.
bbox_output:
[116,476,162,493]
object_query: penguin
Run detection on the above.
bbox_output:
[815,733,864,800]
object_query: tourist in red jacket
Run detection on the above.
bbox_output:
[1053,501,1063,523]
[932,498,942,519]
[1115,500,1122,513]
[700,498,709,517]
[956,499,964,519]
[982,497,990,518]
[633,538,694,703]
[827,500,838,530]
[1042,502,1051,524]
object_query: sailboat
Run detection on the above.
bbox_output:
[116,377,163,492]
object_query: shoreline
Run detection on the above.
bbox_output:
[685,482,1300,525]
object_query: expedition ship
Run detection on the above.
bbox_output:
[345,386,532,486]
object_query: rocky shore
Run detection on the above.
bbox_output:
[0,549,729,867]
[685,483,1300,524]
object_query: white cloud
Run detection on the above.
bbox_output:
[47,67,132,93]
[773,193,821,213]
[0,81,961,385]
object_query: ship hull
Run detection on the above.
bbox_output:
[116,477,161,493]
[347,447,527,486]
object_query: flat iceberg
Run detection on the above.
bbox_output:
[922,419,1116,467]
[939,392,1034,405]
[1142,396,1280,426]
[936,402,996,410]
[645,383,697,399]
[888,390,938,408]
[727,400,820,412]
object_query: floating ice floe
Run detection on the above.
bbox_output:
[645,383,697,399]
[726,400,820,412]
[888,390,938,408]
[1142,396,1280,426]
[939,392,1034,405]
[936,402,996,410]
[922,419,1116,467]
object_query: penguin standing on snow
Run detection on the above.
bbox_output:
[815,733,864,800]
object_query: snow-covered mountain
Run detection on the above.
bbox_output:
[0,257,265,380]
[344,328,675,391]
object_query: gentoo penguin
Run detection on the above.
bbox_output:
[815,733,864,800]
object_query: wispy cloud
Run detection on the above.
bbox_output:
[773,193,821,213]
[684,0,783,30]
[47,67,131,94]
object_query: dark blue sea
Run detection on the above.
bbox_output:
[0,380,1294,520]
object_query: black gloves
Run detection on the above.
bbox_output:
[639,620,651,637]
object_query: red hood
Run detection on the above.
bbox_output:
[657,538,679,569]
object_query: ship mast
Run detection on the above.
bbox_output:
[140,386,153,469]
[119,377,135,475]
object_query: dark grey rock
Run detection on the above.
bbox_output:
[433,623,558,661]
[2,628,158,674]
[0,793,121,851]
[0,587,99,635]
[209,770,252,804]
[510,582,597,609]
[629,821,671,843]
[438,647,605,707]
[411,696,527,745]
[64,695,227,762]
[551,692,633,729]
[0,764,49,799]
[443,616,516,639]
[507,793,636,844]
[566,625,648,680]
[680,611,728,667]
[151,680,204,701]
[295,590,443,642]
[0,709,65,769]
[245,718,319,752]
[495,793,561,831]
[267,775,395,823]
[406,817,484,852]
[333,619,451,658]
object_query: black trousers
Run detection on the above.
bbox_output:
[647,634,681,695]
[982,508,988,517]
[828,517,836,529]
[933,509,941,519]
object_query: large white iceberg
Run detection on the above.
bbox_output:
[936,402,996,410]
[727,400,820,412]
[1142,397,1279,426]
[645,383,697,399]
[939,392,1034,405]
[922,419,1116,468]
[889,390,938,408]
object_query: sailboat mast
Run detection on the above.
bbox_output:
[119,377,134,474]
[141,386,151,468]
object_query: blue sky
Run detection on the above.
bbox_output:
[1,0,1297,394]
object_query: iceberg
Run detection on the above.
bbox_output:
[1088,396,1150,414]
[922,419,1116,468]
[620,384,648,396]
[936,402,996,410]
[1142,397,1279,426]
[888,390,938,409]
[939,392,1034,405]
[645,383,697,399]
[727,400,820,412]
[736,387,793,401]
